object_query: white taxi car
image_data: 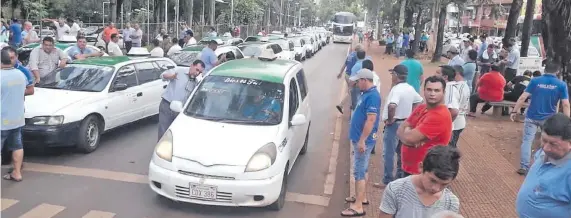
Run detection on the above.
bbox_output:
[23,56,176,153]
[148,51,312,210]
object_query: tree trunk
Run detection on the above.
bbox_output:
[398,0,407,30]
[431,5,447,63]
[542,0,571,95]
[110,0,117,23]
[503,0,523,45]
[405,3,414,28]
[520,0,536,57]
[412,5,423,54]
[428,0,441,55]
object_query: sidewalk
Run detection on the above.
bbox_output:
[347,43,523,218]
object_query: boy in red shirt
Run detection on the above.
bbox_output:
[397,76,453,176]
[467,64,506,116]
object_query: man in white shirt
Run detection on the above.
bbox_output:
[436,65,470,147]
[182,30,197,47]
[373,64,423,188]
[131,24,143,47]
[43,18,70,41]
[22,21,40,45]
[167,38,183,56]
[68,18,81,37]
[107,33,123,56]
[123,22,134,52]
[149,39,164,57]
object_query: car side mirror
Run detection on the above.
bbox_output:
[170,101,184,113]
[113,83,128,91]
[290,114,307,126]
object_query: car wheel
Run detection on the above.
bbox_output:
[300,123,310,155]
[269,167,288,211]
[76,115,102,153]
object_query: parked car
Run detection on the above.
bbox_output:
[290,37,308,61]
[198,36,244,46]
[270,39,296,61]
[23,56,176,152]
[148,51,312,210]
[17,41,107,66]
[237,41,289,60]
[169,44,245,76]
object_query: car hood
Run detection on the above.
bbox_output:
[169,114,280,167]
[24,88,98,117]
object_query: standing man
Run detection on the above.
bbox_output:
[373,64,423,188]
[107,34,123,56]
[336,44,363,113]
[123,23,134,53]
[478,34,488,58]
[102,22,118,44]
[67,36,104,60]
[516,113,571,218]
[462,50,478,91]
[130,24,143,48]
[501,41,520,82]
[379,146,461,217]
[510,61,570,175]
[1,47,28,182]
[397,76,452,177]
[394,32,403,58]
[22,21,40,45]
[28,37,68,84]
[8,19,22,48]
[200,40,226,74]
[158,60,205,139]
[437,65,470,147]
[341,69,381,217]
[400,49,424,93]
[447,47,465,66]
[67,18,81,37]
[43,18,70,41]
[182,30,197,47]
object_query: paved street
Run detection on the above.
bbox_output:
[1,43,352,218]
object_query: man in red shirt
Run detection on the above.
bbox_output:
[102,22,119,44]
[397,76,453,176]
[467,64,506,116]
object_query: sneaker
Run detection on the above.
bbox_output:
[516,168,528,175]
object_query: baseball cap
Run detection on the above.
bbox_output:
[389,64,408,76]
[349,69,375,81]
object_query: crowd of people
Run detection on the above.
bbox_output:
[337,40,570,217]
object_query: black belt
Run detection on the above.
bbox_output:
[394,118,406,122]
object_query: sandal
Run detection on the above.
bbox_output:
[340,208,366,217]
[3,173,22,182]
[344,196,369,205]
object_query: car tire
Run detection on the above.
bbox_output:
[300,123,310,155]
[76,115,102,153]
[269,167,288,211]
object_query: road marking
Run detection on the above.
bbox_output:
[1,198,19,211]
[19,162,330,207]
[285,192,329,207]
[82,210,116,218]
[18,203,65,218]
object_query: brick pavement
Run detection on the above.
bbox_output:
[346,43,523,218]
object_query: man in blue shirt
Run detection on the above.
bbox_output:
[341,68,381,217]
[400,49,424,93]
[200,40,226,74]
[242,94,282,122]
[67,36,103,60]
[8,19,22,48]
[1,47,27,182]
[337,44,365,113]
[402,32,410,50]
[516,113,571,218]
[511,61,571,175]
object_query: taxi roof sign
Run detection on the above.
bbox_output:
[127,47,150,57]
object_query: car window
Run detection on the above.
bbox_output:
[288,41,294,51]
[156,60,176,70]
[233,48,244,59]
[271,44,283,54]
[296,70,308,100]
[225,51,236,60]
[114,65,138,89]
[134,61,160,85]
[288,78,300,121]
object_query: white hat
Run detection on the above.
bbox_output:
[349,69,374,81]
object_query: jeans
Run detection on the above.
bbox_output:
[158,99,179,141]
[469,93,486,113]
[395,47,402,57]
[382,121,402,184]
[520,118,544,170]
[350,86,360,110]
[352,141,375,181]
[1,127,24,153]
[449,129,464,148]
[395,142,404,178]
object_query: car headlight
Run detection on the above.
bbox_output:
[155,129,173,162]
[245,143,277,172]
[29,116,64,125]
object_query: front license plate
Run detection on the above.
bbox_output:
[189,183,217,200]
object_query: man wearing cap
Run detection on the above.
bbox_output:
[341,68,381,217]
[447,47,464,67]
[200,40,226,74]
[373,64,423,189]
[460,38,474,62]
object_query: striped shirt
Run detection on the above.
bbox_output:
[380,176,460,218]
[445,81,470,130]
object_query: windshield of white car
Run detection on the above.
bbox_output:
[185,75,285,125]
[170,51,200,66]
[37,64,114,92]
[238,46,262,57]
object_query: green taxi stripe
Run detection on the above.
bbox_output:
[72,56,131,66]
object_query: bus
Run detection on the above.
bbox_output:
[331,12,356,43]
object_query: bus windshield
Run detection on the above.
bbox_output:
[333,25,353,36]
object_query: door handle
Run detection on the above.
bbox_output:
[137,92,143,97]
[163,85,167,89]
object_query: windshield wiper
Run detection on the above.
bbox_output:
[40,86,64,90]
[72,88,99,92]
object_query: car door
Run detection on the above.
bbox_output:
[105,64,141,128]
[285,77,303,162]
[133,60,166,118]
[271,44,285,59]
[295,69,310,138]
[231,47,244,59]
